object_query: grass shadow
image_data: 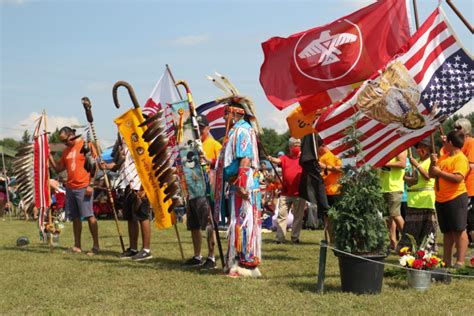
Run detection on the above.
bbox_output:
[288,280,341,293]
[264,254,299,261]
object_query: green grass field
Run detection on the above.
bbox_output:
[0,218,473,315]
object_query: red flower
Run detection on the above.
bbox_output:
[416,250,425,258]
[471,257,474,267]
[412,259,424,269]
[430,257,439,265]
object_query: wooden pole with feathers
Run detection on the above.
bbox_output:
[81,97,126,253]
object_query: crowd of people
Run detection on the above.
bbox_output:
[2,108,473,276]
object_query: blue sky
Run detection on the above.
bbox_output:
[1,0,473,147]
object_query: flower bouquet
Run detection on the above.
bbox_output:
[399,233,444,270]
[399,233,444,291]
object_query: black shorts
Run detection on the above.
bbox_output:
[123,193,150,222]
[186,197,210,231]
[467,196,474,232]
[435,193,468,233]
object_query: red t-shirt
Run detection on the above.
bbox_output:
[280,154,302,197]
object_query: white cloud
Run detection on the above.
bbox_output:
[0,0,29,4]
[260,106,294,134]
[171,34,210,47]
[85,81,111,93]
[0,112,81,140]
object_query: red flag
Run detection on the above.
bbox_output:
[315,8,473,168]
[259,0,411,110]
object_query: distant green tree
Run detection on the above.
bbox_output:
[49,128,61,144]
[432,112,474,150]
[0,138,20,150]
[21,130,31,144]
[259,128,290,157]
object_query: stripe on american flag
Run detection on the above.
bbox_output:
[315,8,472,167]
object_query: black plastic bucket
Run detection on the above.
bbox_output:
[336,252,386,294]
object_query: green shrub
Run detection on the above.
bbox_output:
[328,113,388,254]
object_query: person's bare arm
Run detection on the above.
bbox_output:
[385,151,407,169]
[267,156,281,166]
[49,154,65,173]
[409,157,430,180]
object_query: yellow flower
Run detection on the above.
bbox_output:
[407,257,415,267]
[399,247,410,255]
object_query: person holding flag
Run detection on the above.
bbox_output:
[49,126,100,256]
[183,114,222,270]
[100,138,153,261]
[214,98,262,278]
[267,137,305,244]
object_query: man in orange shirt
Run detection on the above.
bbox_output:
[430,130,469,267]
[49,127,99,255]
[317,137,343,242]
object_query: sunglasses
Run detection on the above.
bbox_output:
[454,126,461,130]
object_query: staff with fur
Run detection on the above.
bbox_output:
[81,97,126,252]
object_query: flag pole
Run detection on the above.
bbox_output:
[166,64,184,100]
[412,0,440,155]
[158,65,186,261]
[446,0,474,34]
[1,150,11,221]
[43,110,53,249]
[412,0,420,30]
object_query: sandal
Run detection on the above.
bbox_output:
[86,247,100,257]
[67,246,82,254]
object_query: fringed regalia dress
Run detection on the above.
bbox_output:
[215,119,262,277]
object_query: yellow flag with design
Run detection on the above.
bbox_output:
[114,108,175,229]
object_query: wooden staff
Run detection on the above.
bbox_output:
[82,97,126,252]
[446,0,474,33]
[175,79,225,269]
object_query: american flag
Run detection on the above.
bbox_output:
[196,100,226,140]
[315,8,473,167]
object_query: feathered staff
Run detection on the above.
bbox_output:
[81,97,126,252]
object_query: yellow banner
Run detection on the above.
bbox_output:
[286,106,326,139]
[114,108,174,229]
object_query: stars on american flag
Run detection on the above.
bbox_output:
[420,50,473,118]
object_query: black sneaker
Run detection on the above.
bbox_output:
[131,249,153,261]
[201,258,217,270]
[120,248,138,259]
[184,256,203,266]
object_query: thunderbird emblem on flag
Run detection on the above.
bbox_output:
[295,24,361,79]
[315,8,473,168]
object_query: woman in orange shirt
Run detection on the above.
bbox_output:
[453,118,474,248]
[429,130,469,268]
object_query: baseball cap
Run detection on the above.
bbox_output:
[197,115,209,127]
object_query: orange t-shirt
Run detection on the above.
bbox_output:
[60,140,95,189]
[435,151,469,203]
[461,136,474,196]
[320,150,342,196]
